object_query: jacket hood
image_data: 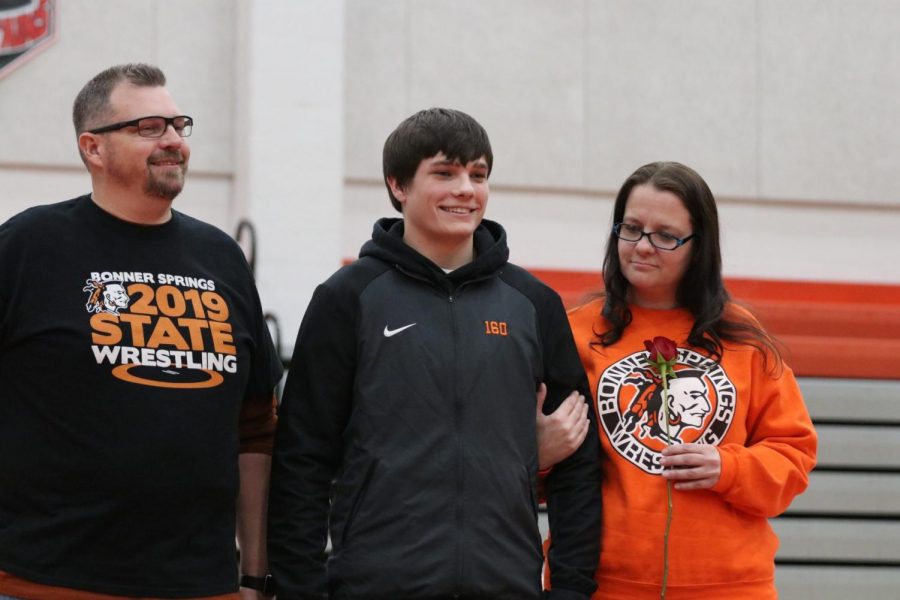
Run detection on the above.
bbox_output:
[359,218,509,289]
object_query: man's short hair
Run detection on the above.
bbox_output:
[73,63,167,135]
[382,108,493,212]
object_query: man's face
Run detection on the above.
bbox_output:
[97,83,191,200]
[389,153,489,253]
[104,283,130,309]
[665,377,710,429]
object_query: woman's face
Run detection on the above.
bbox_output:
[618,183,694,309]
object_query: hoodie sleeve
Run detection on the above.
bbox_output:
[538,289,603,599]
[710,352,818,517]
[267,281,357,599]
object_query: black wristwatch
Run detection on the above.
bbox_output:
[239,574,276,596]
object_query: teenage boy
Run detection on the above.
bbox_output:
[268,108,601,599]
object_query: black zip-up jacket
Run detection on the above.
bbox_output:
[268,218,602,599]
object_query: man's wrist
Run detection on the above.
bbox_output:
[240,573,276,596]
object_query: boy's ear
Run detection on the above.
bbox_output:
[387,176,406,204]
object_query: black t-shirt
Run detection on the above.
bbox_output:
[0,196,282,597]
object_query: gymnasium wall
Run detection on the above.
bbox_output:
[1,0,898,358]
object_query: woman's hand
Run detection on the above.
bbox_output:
[536,383,590,470]
[660,443,721,490]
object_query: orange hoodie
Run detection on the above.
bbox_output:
[567,300,817,600]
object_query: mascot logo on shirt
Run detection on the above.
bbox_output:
[83,279,131,315]
[81,271,237,389]
[596,348,735,475]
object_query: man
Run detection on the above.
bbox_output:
[0,64,282,599]
[268,108,602,599]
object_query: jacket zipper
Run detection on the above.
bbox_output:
[391,264,490,595]
[449,292,465,595]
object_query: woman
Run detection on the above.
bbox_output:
[562,162,816,599]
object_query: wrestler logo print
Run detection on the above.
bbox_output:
[82,271,237,389]
[83,279,131,315]
[596,348,735,475]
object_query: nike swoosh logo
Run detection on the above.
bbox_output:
[383,323,416,337]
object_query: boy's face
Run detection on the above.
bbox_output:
[389,152,490,250]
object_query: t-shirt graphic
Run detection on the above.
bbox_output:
[597,347,735,474]
[84,270,237,389]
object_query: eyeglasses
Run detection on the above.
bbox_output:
[613,222,696,251]
[87,115,193,138]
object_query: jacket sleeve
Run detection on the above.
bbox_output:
[539,290,603,599]
[710,352,818,517]
[267,282,357,599]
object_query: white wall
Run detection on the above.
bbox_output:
[233,0,345,348]
[342,0,900,284]
[1,0,898,356]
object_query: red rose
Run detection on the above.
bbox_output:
[642,334,680,598]
[644,336,678,363]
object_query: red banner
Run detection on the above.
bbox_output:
[0,0,56,79]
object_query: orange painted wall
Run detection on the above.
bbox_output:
[528,269,900,380]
